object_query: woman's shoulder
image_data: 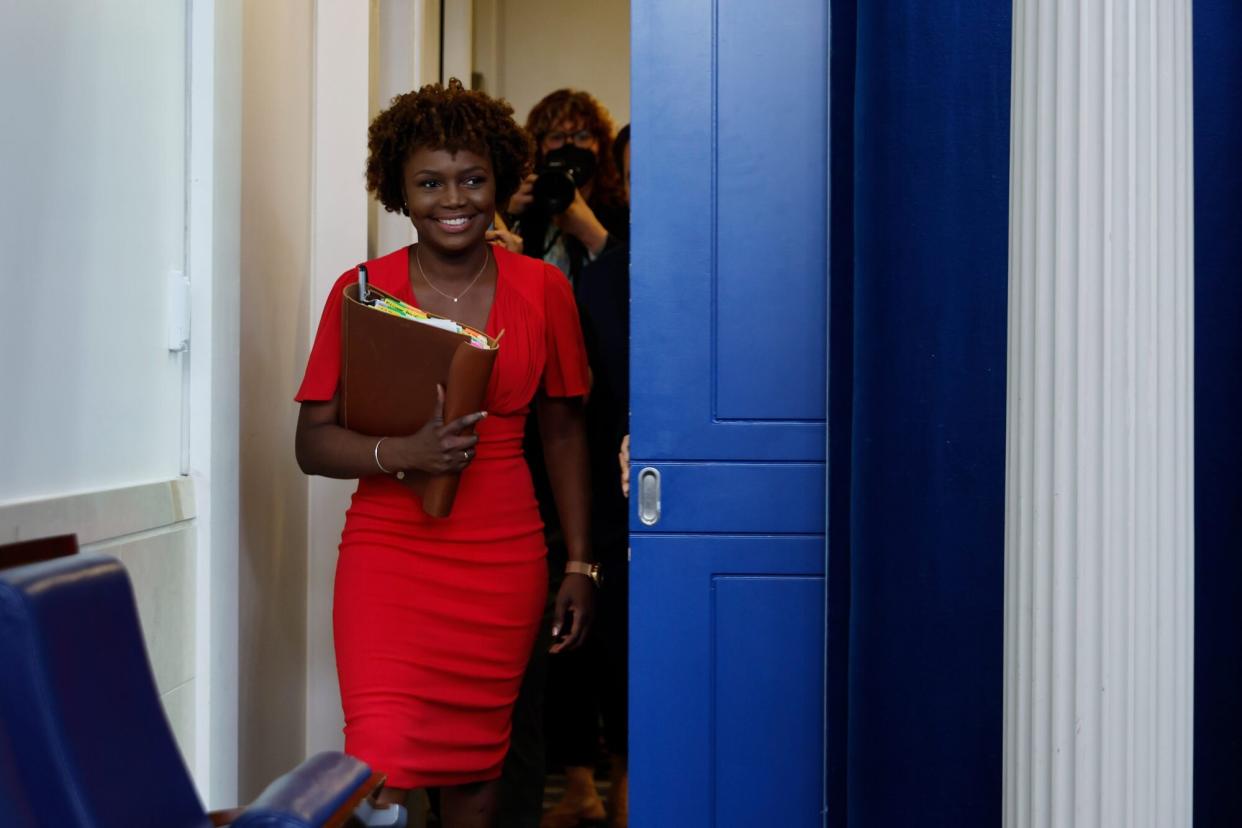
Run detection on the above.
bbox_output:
[495,245,552,278]
[495,246,567,306]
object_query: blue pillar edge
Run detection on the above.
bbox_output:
[1193,2,1242,825]
[827,1,856,826]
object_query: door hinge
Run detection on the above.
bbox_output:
[167,269,190,352]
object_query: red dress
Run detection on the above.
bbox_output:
[296,245,589,788]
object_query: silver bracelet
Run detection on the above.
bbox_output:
[373,437,404,479]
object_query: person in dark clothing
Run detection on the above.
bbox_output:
[538,124,631,828]
[497,101,631,828]
[550,210,631,828]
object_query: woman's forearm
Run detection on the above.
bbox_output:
[295,420,396,480]
[574,220,609,257]
[295,397,483,480]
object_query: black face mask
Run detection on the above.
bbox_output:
[531,145,599,214]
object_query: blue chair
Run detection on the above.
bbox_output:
[0,551,400,827]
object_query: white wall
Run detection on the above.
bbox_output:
[0,0,188,503]
[0,0,218,795]
[305,0,373,758]
[238,0,315,800]
[238,0,422,786]
[442,0,474,87]
[372,0,444,258]
[473,0,631,129]
[240,0,378,776]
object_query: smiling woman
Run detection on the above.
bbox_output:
[292,80,598,828]
[404,147,497,324]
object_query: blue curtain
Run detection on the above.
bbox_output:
[835,2,1012,824]
[827,3,856,827]
[1193,3,1242,824]
[832,4,1239,825]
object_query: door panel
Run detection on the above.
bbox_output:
[630,537,825,826]
[715,0,828,423]
[631,0,829,463]
[644,464,825,534]
[714,576,825,826]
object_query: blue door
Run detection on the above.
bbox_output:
[629,1,830,825]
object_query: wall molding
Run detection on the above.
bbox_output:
[0,477,196,546]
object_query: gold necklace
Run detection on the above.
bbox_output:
[415,246,490,303]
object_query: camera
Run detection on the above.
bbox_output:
[530,145,597,215]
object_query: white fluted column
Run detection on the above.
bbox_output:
[1004,1,1194,827]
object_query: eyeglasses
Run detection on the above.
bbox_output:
[543,129,594,149]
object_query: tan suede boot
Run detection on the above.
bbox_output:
[541,766,606,828]
[606,754,628,828]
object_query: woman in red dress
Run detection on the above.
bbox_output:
[294,80,595,828]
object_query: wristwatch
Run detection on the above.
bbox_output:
[565,561,602,587]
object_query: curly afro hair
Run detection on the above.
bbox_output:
[366,78,533,215]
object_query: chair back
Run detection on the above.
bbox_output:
[0,553,209,827]
[0,713,42,825]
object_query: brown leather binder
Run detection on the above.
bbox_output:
[339,282,499,517]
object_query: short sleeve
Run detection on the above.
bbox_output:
[541,263,591,398]
[295,270,352,402]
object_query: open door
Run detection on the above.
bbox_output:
[629,0,830,824]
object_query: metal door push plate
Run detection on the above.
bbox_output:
[637,467,661,526]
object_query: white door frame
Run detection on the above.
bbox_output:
[188,0,242,808]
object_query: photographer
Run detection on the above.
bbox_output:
[506,89,628,282]
[500,91,630,828]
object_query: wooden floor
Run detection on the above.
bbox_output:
[406,768,615,827]
[542,770,614,823]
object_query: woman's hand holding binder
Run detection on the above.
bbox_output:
[385,385,488,475]
[339,280,500,516]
